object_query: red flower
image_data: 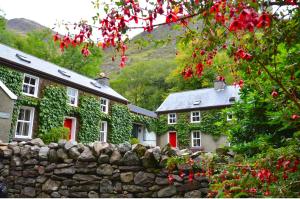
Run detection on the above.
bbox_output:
[229,19,242,31]
[168,174,174,184]
[248,188,257,193]
[188,171,194,182]
[271,90,278,98]
[81,47,90,57]
[181,66,193,80]
[200,49,206,55]
[53,32,60,42]
[291,114,300,120]
[195,63,204,77]
[257,12,271,28]
[264,190,271,196]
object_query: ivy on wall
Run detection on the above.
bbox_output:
[110,104,133,144]
[39,86,68,136]
[156,110,225,148]
[130,113,157,132]
[0,66,23,141]
[78,95,110,144]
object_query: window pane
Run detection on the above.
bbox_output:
[24,76,30,83]
[23,85,29,93]
[25,110,31,121]
[23,123,29,136]
[29,78,36,85]
[196,139,201,146]
[70,97,75,104]
[29,86,35,95]
[16,122,22,135]
[18,109,24,120]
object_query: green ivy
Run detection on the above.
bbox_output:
[39,86,69,136]
[0,66,23,141]
[130,113,157,132]
[110,104,133,144]
[78,95,108,143]
[156,110,225,148]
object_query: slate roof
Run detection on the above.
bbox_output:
[0,44,127,103]
[0,80,18,100]
[156,86,240,113]
[128,104,157,118]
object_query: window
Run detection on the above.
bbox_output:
[227,113,233,121]
[191,111,201,123]
[168,113,177,124]
[99,121,108,142]
[22,74,39,97]
[191,131,201,147]
[100,98,109,114]
[15,107,34,139]
[67,87,78,106]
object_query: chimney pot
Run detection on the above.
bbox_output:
[214,80,226,91]
[95,73,110,86]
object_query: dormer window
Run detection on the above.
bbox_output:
[191,111,201,123]
[22,74,39,97]
[100,97,109,114]
[229,97,236,103]
[168,113,177,124]
[58,69,71,77]
[193,100,201,105]
[67,87,78,107]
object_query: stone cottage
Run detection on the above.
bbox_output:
[156,80,240,152]
[0,43,156,144]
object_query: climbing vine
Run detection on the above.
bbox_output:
[130,113,157,132]
[156,110,225,148]
[0,66,23,141]
[39,86,69,137]
[78,95,110,143]
[110,104,133,144]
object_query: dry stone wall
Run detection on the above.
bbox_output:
[0,138,209,198]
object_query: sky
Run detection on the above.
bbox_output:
[0,0,147,38]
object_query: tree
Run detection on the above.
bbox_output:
[111,59,176,110]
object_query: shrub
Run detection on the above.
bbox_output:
[40,127,69,144]
[130,137,140,145]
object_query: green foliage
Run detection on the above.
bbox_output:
[39,86,68,136]
[78,95,107,143]
[40,127,69,144]
[130,137,140,145]
[130,113,157,132]
[111,59,176,110]
[110,104,133,144]
[157,111,225,148]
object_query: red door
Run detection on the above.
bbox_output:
[64,119,73,140]
[169,132,177,148]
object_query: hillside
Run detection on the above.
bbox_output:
[6,18,48,35]
[101,24,183,75]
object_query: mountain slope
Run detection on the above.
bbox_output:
[7,18,48,35]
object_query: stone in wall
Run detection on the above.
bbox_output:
[0,139,209,198]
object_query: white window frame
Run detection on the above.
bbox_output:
[67,87,78,107]
[99,121,108,142]
[15,106,35,139]
[22,74,39,97]
[168,113,177,124]
[191,111,201,123]
[100,97,109,114]
[227,113,233,121]
[64,117,77,141]
[191,130,202,147]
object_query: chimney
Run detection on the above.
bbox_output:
[214,80,226,91]
[95,72,110,86]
